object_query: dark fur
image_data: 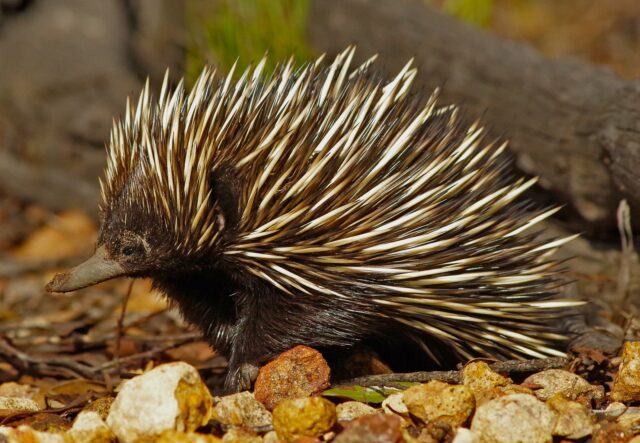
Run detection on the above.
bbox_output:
[103,169,395,389]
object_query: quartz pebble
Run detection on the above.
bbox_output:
[212,391,272,428]
[68,411,114,443]
[335,401,377,422]
[106,362,213,443]
[547,395,594,439]
[381,393,407,416]
[523,369,602,404]
[263,430,281,443]
[221,428,262,442]
[403,380,475,428]
[471,393,554,443]
[451,427,475,443]
[0,396,40,417]
[0,425,66,443]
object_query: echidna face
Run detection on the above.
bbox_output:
[44,195,179,293]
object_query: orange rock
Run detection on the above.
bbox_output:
[611,341,640,402]
[254,346,330,411]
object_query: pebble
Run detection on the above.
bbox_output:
[106,362,213,443]
[462,361,511,405]
[0,425,66,443]
[68,411,114,443]
[335,401,377,422]
[254,346,331,411]
[611,341,640,402]
[546,394,594,439]
[591,422,630,443]
[471,393,554,443]
[616,407,640,430]
[381,393,408,416]
[522,369,602,403]
[272,397,336,442]
[333,413,402,443]
[82,397,114,421]
[155,430,221,442]
[402,381,475,428]
[451,427,475,443]
[221,428,262,442]
[263,430,281,443]
[0,397,40,417]
[212,391,272,428]
[0,382,39,400]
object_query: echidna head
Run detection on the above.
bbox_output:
[47,73,228,292]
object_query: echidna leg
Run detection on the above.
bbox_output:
[226,362,260,392]
[224,286,377,391]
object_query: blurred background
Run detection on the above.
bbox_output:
[0,0,638,405]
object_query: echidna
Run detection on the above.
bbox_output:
[47,48,581,390]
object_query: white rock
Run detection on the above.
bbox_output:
[471,394,555,443]
[452,427,476,443]
[69,410,114,443]
[0,425,66,443]
[381,392,407,415]
[106,362,213,443]
[263,430,281,443]
[336,401,377,422]
[0,427,17,443]
[523,369,601,402]
[212,391,271,428]
[0,396,40,416]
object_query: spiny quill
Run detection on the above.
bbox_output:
[49,47,582,390]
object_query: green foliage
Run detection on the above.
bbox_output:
[185,0,313,85]
[442,0,494,27]
[323,385,406,404]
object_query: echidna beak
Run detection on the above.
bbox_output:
[46,246,126,293]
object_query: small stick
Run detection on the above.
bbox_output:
[114,279,135,371]
[95,337,199,373]
[336,356,571,387]
[0,336,96,380]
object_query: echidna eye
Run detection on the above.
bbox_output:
[121,245,136,256]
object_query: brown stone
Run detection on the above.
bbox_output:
[334,413,402,443]
[272,397,336,443]
[254,346,330,411]
[402,381,475,428]
[592,422,631,443]
[611,341,640,402]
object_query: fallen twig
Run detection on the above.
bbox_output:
[114,279,135,371]
[0,336,96,380]
[337,356,572,387]
[94,336,201,373]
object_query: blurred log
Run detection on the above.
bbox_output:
[1,0,640,236]
[0,0,140,216]
[309,0,640,234]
